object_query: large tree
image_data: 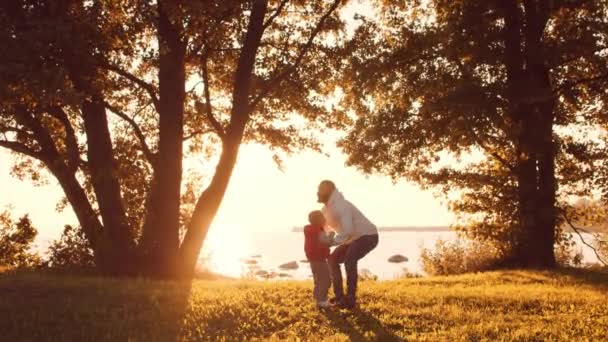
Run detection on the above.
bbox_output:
[339,0,608,268]
[0,0,347,277]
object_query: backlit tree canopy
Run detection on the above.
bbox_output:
[339,0,608,267]
[0,0,348,277]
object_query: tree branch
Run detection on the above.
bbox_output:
[187,80,203,95]
[473,132,515,172]
[457,88,515,172]
[249,0,342,112]
[263,0,289,29]
[47,107,81,173]
[224,0,269,137]
[553,48,608,70]
[561,209,608,267]
[0,139,45,161]
[199,53,225,137]
[13,107,62,159]
[0,126,31,137]
[557,73,608,94]
[103,102,157,167]
[523,0,550,43]
[103,63,160,113]
[183,129,214,141]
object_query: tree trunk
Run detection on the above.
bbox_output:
[513,118,540,266]
[530,63,557,268]
[500,0,557,268]
[513,106,556,268]
[81,99,136,275]
[536,117,557,268]
[138,0,186,277]
[9,107,107,266]
[521,2,557,268]
[49,165,102,247]
[178,140,240,277]
[177,0,269,278]
[10,108,103,249]
[501,0,532,266]
[61,23,135,274]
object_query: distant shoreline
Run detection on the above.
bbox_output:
[292,226,607,233]
[291,226,451,232]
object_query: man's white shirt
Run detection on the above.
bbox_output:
[322,190,378,244]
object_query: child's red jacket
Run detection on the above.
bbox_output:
[304,225,330,261]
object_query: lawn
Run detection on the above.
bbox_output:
[0,269,607,341]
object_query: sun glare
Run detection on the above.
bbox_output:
[198,224,253,278]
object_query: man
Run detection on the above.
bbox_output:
[317,180,379,309]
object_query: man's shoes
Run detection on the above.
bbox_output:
[316,301,331,309]
[328,297,342,305]
[334,298,356,310]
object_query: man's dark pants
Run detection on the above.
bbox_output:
[328,234,379,305]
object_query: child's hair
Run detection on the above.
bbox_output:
[308,210,324,225]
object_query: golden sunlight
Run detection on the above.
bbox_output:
[199,224,253,278]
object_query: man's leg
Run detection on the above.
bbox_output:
[328,244,349,300]
[344,234,379,306]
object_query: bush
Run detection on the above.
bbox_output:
[0,211,41,269]
[420,238,501,276]
[397,267,423,279]
[358,268,378,281]
[45,225,95,270]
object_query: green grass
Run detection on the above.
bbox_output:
[1,270,607,341]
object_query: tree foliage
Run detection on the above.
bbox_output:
[338,0,608,267]
[45,225,95,269]
[4,0,607,275]
[0,211,41,268]
[0,0,349,277]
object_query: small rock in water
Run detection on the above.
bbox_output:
[244,259,258,265]
[278,273,292,278]
[255,270,281,279]
[388,254,408,263]
[251,254,262,258]
[278,261,299,270]
[255,270,269,278]
[300,259,309,263]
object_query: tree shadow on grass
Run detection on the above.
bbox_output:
[553,267,608,290]
[323,307,405,342]
[0,274,195,342]
[79,277,194,342]
[495,268,608,292]
[154,280,193,342]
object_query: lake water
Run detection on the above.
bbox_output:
[198,228,602,280]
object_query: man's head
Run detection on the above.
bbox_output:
[308,210,326,226]
[317,180,336,204]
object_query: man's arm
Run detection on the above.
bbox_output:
[318,231,335,245]
[334,207,354,244]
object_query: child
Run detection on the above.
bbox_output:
[304,210,334,309]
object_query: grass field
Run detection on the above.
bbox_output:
[1,269,607,341]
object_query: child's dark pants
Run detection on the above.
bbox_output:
[309,260,330,302]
